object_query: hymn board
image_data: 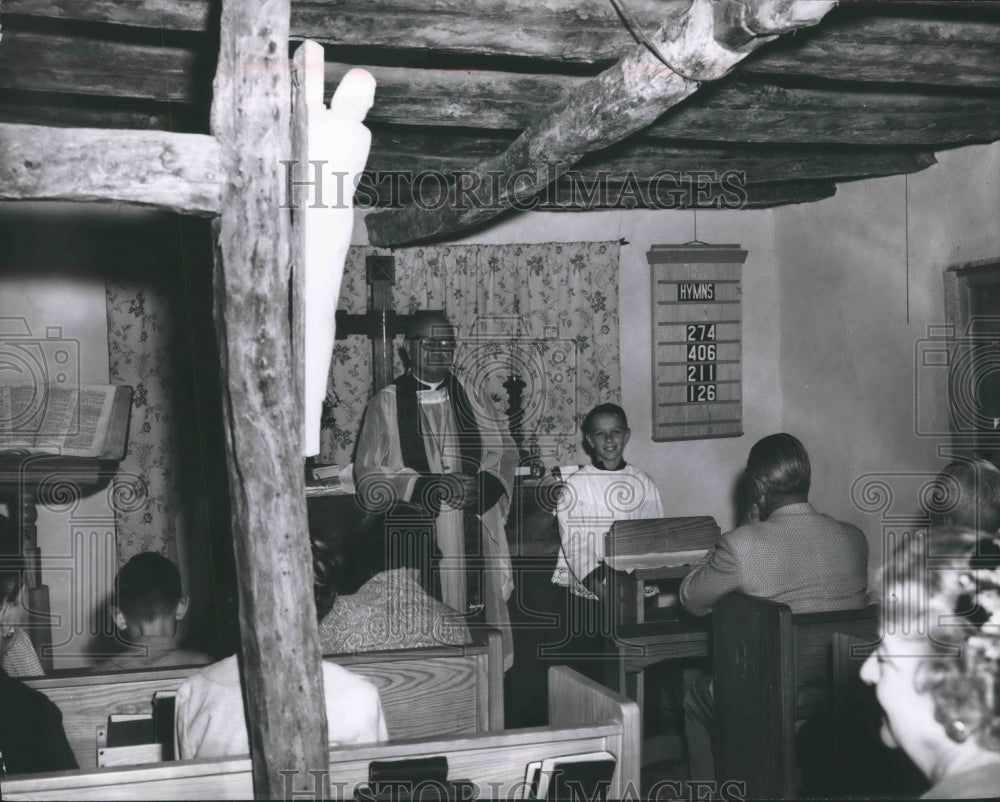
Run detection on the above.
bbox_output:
[648,243,746,441]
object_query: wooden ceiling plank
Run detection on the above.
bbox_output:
[0,31,203,103]
[645,81,1000,145]
[365,0,840,246]
[740,15,1000,88]
[0,98,197,131]
[4,0,213,31]
[0,122,221,212]
[323,62,577,130]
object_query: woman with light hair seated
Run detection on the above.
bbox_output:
[862,526,1000,798]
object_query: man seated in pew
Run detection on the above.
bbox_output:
[1,552,78,776]
[309,498,471,653]
[174,528,389,759]
[678,432,869,782]
[91,552,212,672]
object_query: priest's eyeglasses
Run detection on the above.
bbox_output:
[406,336,457,352]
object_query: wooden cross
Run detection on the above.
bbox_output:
[334,254,417,391]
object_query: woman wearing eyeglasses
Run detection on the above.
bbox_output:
[862,526,1000,798]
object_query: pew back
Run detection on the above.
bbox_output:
[24,628,503,769]
[2,666,640,801]
[713,593,879,800]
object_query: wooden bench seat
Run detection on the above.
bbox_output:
[24,628,503,770]
[2,666,640,801]
[713,593,879,799]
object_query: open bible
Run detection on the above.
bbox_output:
[0,383,132,459]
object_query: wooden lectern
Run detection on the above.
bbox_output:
[0,383,132,672]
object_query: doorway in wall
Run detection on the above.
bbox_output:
[944,260,1000,464]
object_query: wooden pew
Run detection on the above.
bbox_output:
[23,628,503,770]
[713,593,879,800]
[2,666,640,801]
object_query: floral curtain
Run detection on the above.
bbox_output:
[319,241,622,467]
[105,282,178,564]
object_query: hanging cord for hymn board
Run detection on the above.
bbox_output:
[607,0,705,82]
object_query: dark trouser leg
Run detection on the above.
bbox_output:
[684,671,716,782]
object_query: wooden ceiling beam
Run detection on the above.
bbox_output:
[0,122,221,212]
[740,14,1000,88]
[365,0,840,246]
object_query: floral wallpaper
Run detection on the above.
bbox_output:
[105,281,178,564]
[103,241,620,561]
[319,241,622,467]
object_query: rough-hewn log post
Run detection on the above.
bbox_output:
[211,0,328,798]
[366,0,837,246]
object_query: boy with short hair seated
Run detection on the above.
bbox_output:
[92,552,212,672]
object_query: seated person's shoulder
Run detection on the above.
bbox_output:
[321,660,388,743]
[321,658,378,689]
[179,654,239,692]
[720,521,766,549]
[820,513,868,542]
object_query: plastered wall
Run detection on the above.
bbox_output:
[774,142,1000,583]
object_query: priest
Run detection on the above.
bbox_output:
[354,310,517,669]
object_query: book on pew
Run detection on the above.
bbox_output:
[524,751,617,801]
[106,714,155,747]
[152,691,177,760]
[355,755,474,801]
[0,382,132,459]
